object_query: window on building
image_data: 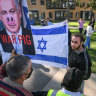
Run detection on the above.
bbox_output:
[41,12,45,19]
[51,3,55,8]
[40,0,45,5]
[31,0,36,5]
[80,11,93,20]
[69,12,73,18]
[75,12,79,18]
[69,1,75,9]
[49,12,53,18]
[87,3,90,8]
[64,12,68,17]
[29,10,39,20]
[55,11,67,21]
[46,0,75,9]
[62,2,67,8]
[46,0,51,8]
[76,2,79,6]
[46,0,67,9]
[82,2,85,7]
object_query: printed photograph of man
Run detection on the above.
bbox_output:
[0,0,35,63]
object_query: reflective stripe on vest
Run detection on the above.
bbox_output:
[47,89,85,96]
[47,90,71,96]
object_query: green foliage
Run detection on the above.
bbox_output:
[52,0,96,10]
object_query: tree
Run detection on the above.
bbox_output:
[52,0,96,10]
[89,0,96,10]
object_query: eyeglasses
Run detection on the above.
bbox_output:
[24,68,33,76]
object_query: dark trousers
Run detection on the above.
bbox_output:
[79,28,83,34]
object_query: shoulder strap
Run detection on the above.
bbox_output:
[83,49,88,77]
[51,90,58,96]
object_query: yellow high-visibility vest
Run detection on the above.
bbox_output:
[47,89,84,96]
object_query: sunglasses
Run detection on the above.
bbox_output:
[24,68,33,78]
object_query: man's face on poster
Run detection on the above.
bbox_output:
[0,0,21,34]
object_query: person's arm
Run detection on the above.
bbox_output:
[66,66,70,71]
[0,62,7,80]
[0,49,18,79]
[83,20,85,23]
[86,51,92,79]
[0,43,11,64]
[78,20,80,23]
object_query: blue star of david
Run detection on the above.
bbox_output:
[37,37,47,52]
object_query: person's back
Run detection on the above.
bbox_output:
[84,22,93,49]
[47,21,53,25]
[47,67,84,96]
[0,79,31,96]
[86,24,93,36]
[0,52,48,96]
[2,55,33,96]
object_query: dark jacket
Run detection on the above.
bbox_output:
[68,47,92,80]
[90,19,95,29]
[0,28,35,55]
[32,91,48,96]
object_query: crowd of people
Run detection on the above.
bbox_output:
[0,27,92,96]
[41,18,53,26]
[0,32,92,96]
[78,17,95,49]
[0,51,85,96]
[0,0,94,96]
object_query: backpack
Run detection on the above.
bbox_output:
[83,49,91,80]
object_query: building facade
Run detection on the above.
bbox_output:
[27,0,95,21]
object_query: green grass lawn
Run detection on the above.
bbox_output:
[69,21,96,74]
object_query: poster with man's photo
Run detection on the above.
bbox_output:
[0,0,35,61]
[0,0,35,62]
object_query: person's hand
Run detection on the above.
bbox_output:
[10,49,19,58]
[66,67,70,71]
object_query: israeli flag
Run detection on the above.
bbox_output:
[29,21,68,68]
[21,0,31,30]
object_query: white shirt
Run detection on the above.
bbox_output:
[0,43,11,63]
[60,88,84,96]
[0,27,23,63]
[86,25,93,36]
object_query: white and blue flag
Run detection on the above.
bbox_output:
[21,0,31,30]
[28,21,68,68]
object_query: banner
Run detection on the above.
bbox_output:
[28,21,68,68]
[0,0,35,63]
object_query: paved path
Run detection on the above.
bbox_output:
[24,63,96,96]
[69,26,79,29]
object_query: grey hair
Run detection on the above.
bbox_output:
[6,55,31,81]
